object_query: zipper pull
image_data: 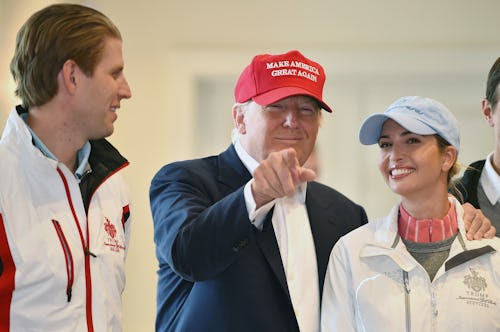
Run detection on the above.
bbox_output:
[403,270,411,294]
[85,248,97,257]
[67,287,72,302]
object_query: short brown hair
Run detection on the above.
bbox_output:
[10,4,121,108]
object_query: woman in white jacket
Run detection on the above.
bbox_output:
[321,96,500,332]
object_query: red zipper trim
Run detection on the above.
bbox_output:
[52,220,74,302]
[0,214,16,331]
[121,204,130,230]
[54,160,128,331]
[56,167,94,332]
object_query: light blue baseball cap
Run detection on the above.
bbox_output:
[358,96,460,153]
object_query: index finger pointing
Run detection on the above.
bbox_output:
[283,148,299,169]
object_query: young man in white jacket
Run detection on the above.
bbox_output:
[0,4,132,331]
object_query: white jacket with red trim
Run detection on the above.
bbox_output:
[0,108,132,332]
[321,199,500,332]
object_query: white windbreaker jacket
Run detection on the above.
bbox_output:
[0,108,132,332]
[321,199,500,332]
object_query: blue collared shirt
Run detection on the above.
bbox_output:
[21,113,91,181]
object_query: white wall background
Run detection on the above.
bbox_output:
[1,1,499,331]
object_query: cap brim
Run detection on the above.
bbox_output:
[359,112,436,145]
[253,86,333,113]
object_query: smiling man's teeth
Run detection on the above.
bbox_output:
[391,168,413,176]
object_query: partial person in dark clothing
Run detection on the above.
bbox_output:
[457,57,500,234]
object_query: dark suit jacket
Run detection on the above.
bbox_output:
[455,159,486,208]
[150,145,368,332]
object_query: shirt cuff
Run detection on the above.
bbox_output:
[244,179,275,230]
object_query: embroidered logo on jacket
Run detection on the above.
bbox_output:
[105,218,117,238]
[457,267,496,308]
[103,217,125,253]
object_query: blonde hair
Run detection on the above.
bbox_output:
[435,135,463,200]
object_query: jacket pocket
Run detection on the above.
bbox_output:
[52,220,74,302]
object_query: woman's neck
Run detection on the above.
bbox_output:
[400,189,450,220]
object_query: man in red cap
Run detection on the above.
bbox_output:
[149,50,494,332]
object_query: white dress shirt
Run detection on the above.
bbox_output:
[234,140,320,332]
[480,152,500,205]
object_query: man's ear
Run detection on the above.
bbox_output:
[482,98,495,127]
[232,104,247,134]
[60,59,79,94]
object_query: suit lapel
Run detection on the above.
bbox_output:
[254,184,337,299]
[254,208,290,298]
[217,145,290,297]
[306,183,338,294]
[217,145,253,188]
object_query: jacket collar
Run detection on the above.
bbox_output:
[4,106,128,174]
[360,198,499,271]
[217,144,253,188]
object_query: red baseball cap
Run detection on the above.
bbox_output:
[234,50,333,112]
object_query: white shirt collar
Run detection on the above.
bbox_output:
[480,152,500,204]
[234,139,259,175]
